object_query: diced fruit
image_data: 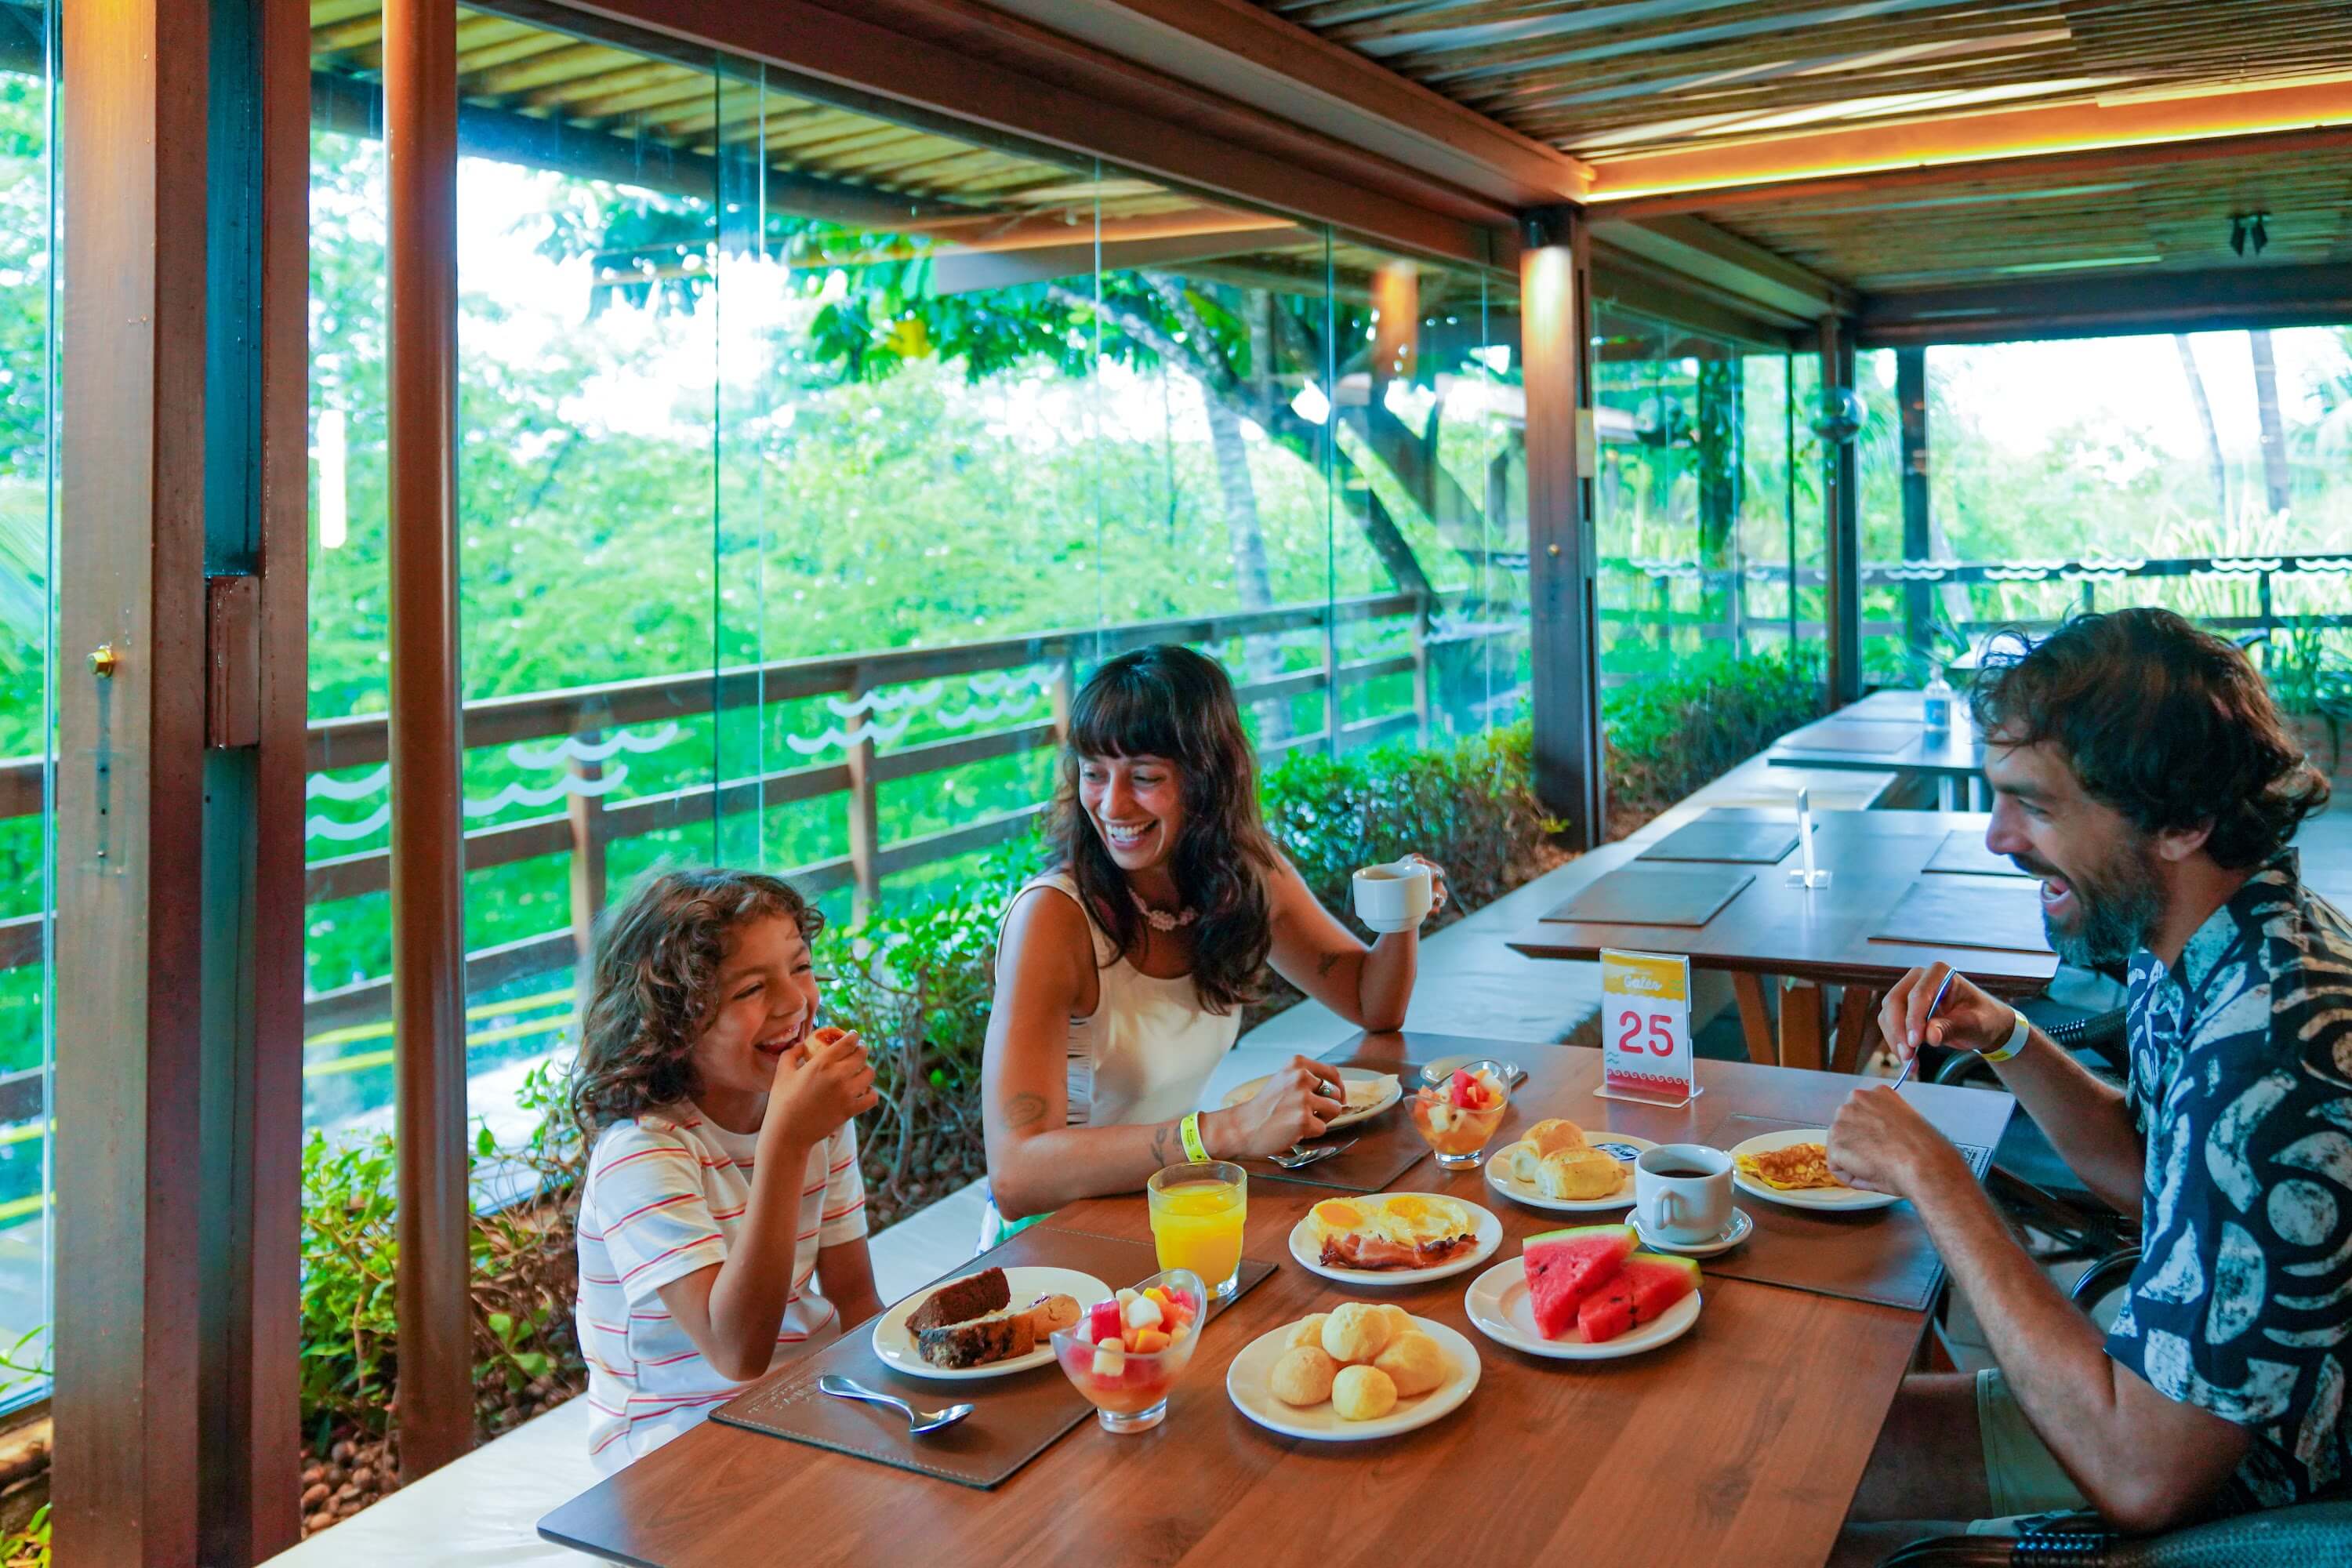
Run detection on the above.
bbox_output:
[1131,1327,1171,1354]
[1576,1252,1700,1343]
[1429,1102,1456,1132]
[1087,1299,1123,1345]
[1091,1344,1126,1378]
[1449,1069,1477,1107]
[1523,1223,1639,1340]
[1143,1287,1171,1309]
[1124,1294,1163,1330]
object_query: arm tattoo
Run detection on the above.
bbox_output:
[1316,949,1344,978]
[1151,1121,1175,1165]
[1001,1091,1047,1133]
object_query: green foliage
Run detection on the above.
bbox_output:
[0,1503,45,1568]
[1602,647,1828,821]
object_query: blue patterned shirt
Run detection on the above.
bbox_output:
[2106,849,2352,1512]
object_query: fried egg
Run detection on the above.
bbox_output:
[1371,1193,1472,1247]
[1308,1198,1370,1245]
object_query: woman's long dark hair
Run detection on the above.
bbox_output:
[1051,644,1277,1014]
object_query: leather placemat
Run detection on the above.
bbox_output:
[1638,815,1800,866]
[1693,1112,1995,1312]
[1869,875,2051,954]
[1543,864,1755,928]
[710,1229,1272,1488]
[1777,720,1918,756]
[1925,829,2028,879]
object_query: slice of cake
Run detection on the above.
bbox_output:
[917,1312,1034,1369]
[906,1267,1010,1332]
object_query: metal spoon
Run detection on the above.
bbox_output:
[818,1375,974,1436]
[1269,1138,1357,1170]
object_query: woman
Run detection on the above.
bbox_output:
[979,644,1446,1242]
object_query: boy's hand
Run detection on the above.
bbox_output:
[764,1027,877,1150]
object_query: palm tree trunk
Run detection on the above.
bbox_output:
[2249,328,2292,517]
[1203,390,1290,740]
[2175,334,2228,521]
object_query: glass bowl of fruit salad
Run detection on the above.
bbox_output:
[1051,1269,1205,1433]
[1410,1062,1511,1169]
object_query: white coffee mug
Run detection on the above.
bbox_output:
[1635,1144,1734,1245]
[1352,858,1433,933]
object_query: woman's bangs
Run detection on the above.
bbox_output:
[1069,666,1191,764]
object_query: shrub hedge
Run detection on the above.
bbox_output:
[1603,647,1828,831]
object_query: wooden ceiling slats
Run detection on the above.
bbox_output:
[555,74,716,125]
[518,59,683,113]
[461,40,635,98]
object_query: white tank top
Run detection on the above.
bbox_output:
[996,869,1242,1131]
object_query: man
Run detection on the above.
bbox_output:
[1831,608,2348,1540]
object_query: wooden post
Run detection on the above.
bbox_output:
[1050,656,1076,747]
[1896,346,1931,682]
[1820,317,1862,707]
[567,729,609,971]
[384,0,476,1482]
[1410,597,1432,746]
[846,669,881,921]
[1520,206,1605,848]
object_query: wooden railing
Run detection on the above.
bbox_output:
[1,590,1515,1094]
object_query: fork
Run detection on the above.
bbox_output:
[1269,1138,1357,1170]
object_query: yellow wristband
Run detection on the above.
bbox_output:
[1179,1111,1210,1164]
[1981,1009,2031,1064]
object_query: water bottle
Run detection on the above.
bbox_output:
[1922,670,1954,737]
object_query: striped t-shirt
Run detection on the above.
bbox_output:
[575,1105,867,1470]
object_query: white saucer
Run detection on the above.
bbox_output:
[1634,1206,1753,1258]
[1461,1258,1701,1360]
[1287,1196,1503,1287]
[1226,1314,1479,1442]
[1726,1127,1902,1212]
[871,1265,1112,1380]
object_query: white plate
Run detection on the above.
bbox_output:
[871,1265,1112,1381]
[1287,1196,1503,1287]
[1226,1314,1480,1442]
[1634,1206,1753,1258]
[1482,1133,1657,1212]
[1726,1127,1902,1211]
[1221,1066,1400,1131]
[1461,1258,1702,1360]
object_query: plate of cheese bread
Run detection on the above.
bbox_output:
[1483,1118,1656,1212]
[1226,1301,1479,1442]
[871,1265,1111,1380]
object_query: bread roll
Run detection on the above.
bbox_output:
[1287,1312,1330,1352]
[1372,1330,1448,1398]
[1502,1141,1542,1184]
[1371,1304,1414,1342]
[1525,1118,1586,1156]
[1319,1301,1390,1364]
[1537,1146,1624,1200]
[1269,1346,1341,1407]
[1330,1363,1399,1421]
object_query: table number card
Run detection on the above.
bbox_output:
[1597,949,1700,1107]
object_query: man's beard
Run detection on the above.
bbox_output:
[2018,836,2166,968]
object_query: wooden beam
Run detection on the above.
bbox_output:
[1857,262,2352,347]
[971,0,1592,206]
[1820,316,1861,708]
[1586,78,2352,204]
[384,0,477,1483]
[1896,345,1930,681]
[1521,206,1605,849]
[562,0,1510,270]
[1592,123,2352,221]
[1590,214,1852,324]
[1588,241,1797,352]
[927,222,1318,294]
[54,0,211,1553]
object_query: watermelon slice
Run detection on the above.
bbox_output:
[1523,1224,1637,1340]
[1576,1253,1700,1343]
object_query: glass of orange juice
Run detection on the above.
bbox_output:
[1147,1162,1247,1299]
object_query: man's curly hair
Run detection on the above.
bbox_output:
[1970,607,2329,868]
[571,868,824,1133]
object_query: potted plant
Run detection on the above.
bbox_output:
[2267,621,2352,784]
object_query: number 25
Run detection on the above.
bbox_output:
[1647,1014,1675,1055]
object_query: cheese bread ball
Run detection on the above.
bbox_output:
[1286,1312,1330,1352]
[1330,1363,1399,1421]
[1525,1118,1586,1156]
[1319,1301,1391,1364]
[1371,1330,1448,1398]
[1269,1346,1341,1407]
[1537,1146,1624,1200]
[1371,1304,1414,1342]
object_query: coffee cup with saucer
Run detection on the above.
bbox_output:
[1633,1204,1752,1258]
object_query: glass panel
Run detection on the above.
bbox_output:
[0,0,49,1410]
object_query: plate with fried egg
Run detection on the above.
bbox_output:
[1220,1067,1401,1131]
[1483,1118,1656,1213]
[1726,1127,1900,1211]
[1288,1193,1502,1286]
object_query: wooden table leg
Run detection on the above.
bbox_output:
[1731,971,1777,1067]
[1831,985,1885,1075]
[1780,982,1828,1072]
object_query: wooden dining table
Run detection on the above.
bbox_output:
[1508,808,2056,1073]
[1767,690,1988,809]
[539,1034,2015,1568]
